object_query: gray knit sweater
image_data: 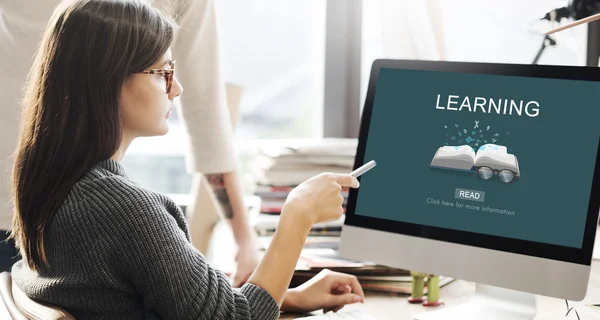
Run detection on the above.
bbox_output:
[11,159,280,320]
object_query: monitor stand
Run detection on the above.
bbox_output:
[413,283,537,320]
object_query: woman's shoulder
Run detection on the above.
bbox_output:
[50,160,191,254]
[64,160,180,221]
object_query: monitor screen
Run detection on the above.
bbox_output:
[346,61,600,264]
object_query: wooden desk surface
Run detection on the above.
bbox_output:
[279,259,600,319]
[208,222,600,319]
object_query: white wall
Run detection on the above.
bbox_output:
[360,0,589,108]
[440,0,588,66]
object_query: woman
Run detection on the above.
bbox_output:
[9,0,364,319]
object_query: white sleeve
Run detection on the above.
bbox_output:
[164,0,238,174]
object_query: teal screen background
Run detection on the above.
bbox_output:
[355,68,600,248]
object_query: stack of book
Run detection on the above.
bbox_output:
[249,138,357,188]
[257,235,454,295]
[247,138,357,236]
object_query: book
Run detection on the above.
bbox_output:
[255,138,358,157]
[429,143,520,176]
[298,249,373,269]
[248,138,357,186]
[359,276,454,295]
[249,164,352,187]
[258,236,340,251]
[254,185,349,199]
[254,215,343,237]
[253,153,355,171]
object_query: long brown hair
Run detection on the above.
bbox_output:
[10,0,176,271]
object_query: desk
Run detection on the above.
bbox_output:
[208,222,600,319]
[279,260,600,319]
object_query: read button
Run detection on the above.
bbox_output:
[455,188,485,202]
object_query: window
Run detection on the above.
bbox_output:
[122,1,326,195]
[121,114,192,194]
[217,0,326,142]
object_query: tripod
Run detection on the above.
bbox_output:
[531,34,557,64]
[533,0,600,65]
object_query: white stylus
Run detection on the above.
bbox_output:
[350,160,377,178]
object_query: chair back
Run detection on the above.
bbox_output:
[0,271,75,320]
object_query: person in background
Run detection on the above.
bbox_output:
[0,0,261,285]
[9,0,365,319]
[155,0,262,287]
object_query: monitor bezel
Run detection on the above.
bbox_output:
[344,59,600,266]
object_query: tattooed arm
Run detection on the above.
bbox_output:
[204,172,236,219]
[205,171,261,287]
[204,171,252,226]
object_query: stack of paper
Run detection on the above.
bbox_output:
[249,138,357,188]
[247,138,357,229]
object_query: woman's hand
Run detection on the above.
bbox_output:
[283,173,359,227]
[281,269,365,314]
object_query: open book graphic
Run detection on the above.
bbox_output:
[429,144,520,177]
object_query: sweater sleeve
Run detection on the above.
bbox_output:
[95,179,279,319]
[167,0,238,174]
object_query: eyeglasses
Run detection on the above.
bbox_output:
[476,166,517,183]
[136,60,176,94]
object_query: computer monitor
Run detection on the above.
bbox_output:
[339,59,600,320]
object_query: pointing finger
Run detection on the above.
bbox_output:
[329,173,359,188]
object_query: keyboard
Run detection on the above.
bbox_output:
[296,310,377,319]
